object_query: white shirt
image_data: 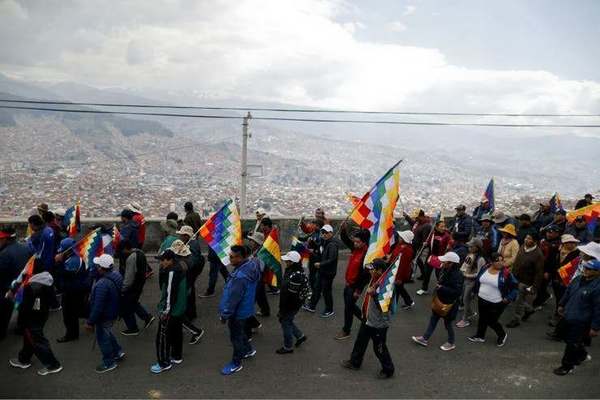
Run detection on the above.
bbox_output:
[478,270,503,303]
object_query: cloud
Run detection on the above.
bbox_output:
[0,0,599,122]
[403,5,416,16]
[387,21,408,32]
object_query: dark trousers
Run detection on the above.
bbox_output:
[476,297,506,339]
[245,315,261,338]
[308,263,318,293]
[96,321,122,368]
[533,276,551,307]
[394,282,413,306]
[561,321,589,369]
[19,327,61,368]
[342,286,362,334]
[207,261,229,294]
[280,311,303,349]
[121,293,152,331]
[255,279,271,316]
[310,273,335,313]
[0,297,14,340]
[423,313,455,344]
[182,317,202,336]
[229,318,251,365]
[61,290,86,339]
[187,280,198,320]
[350,323,394,375]
[552,281,566,312]
[421,264,440,292]
[156,316,183,367]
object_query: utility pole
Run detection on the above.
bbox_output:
[240,112,251,218]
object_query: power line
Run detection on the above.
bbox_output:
[1,104,600,128]
[0,98,599,118]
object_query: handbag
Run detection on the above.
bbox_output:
[431,294,454,317]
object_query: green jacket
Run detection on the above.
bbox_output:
[158,262,187,317]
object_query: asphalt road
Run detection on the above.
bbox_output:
[1,256,599,399]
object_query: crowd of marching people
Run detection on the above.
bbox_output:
[1,194,599,379]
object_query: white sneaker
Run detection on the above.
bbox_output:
[440,342,456,351]
[416,289,428,296]
[456,319,471,328]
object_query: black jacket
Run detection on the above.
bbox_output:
[17,272,54,329]
[319,238,339,276]
[0,241,32,292]
[279,265,310,315]
[435,266,464,320]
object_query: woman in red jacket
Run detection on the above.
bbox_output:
[388,231,415,310]
[417,221,451,296]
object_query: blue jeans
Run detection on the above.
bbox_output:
[228,318,251,365]
[423,313,455,344]
[280,312,303,349]
[96,321,122,367]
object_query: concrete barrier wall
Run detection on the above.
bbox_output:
[0,217,414,253]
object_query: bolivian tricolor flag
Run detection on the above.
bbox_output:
[258,228,282,287]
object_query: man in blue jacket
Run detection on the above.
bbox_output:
[84,254,124,374]
[26,215,56,272]
[553,259,600,376]
[0,227,31,340]
[218,245,260,375]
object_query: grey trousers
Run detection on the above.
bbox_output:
[511,282,536,321]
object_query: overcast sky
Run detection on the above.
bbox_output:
[1,0,600,116]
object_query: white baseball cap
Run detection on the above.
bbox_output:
[438,252,460,264]
[93,254,114,269]
[578,242,600,260]
[321,224,334,233]
[281,251,301,263]
[398,230,414,244]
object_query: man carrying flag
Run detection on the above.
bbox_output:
[341,258,394,379]
[473,178,495,223]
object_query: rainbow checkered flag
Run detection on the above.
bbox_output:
[350,160,401,265]
[198,199,242,266]
[258,228,282,287]
[291,236,310,268]
[376,255,401,313]
[63,201,81,238]
[73,228,103,270]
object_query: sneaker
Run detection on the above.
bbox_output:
[243,349,257,359]
[302,305,316,313]
[522,310,535,321]
[506,320,520,328]
[256,310,270,317]
[268,289,281,295]
[553,366,574,376]
[221,362,243,375]
[456,319,471,328]
[276,347,294,354]
[534,305,543,311]
[190,329,204,345]
[251,324,262,334]
[458,305,465,311]
[577,355,592,365]
[199,291,215,298]
[171,358,183,365]
[9,358,31,369]
[114,351,126,362]
[295,336,307,347]
[335,331,351,340]
[416,289,428,296]
[541,294,553,306]
[497,332,508,347]
[411,336,428,347]
[49,306,62,312]
[440,342,456,351]
[401,302,415,310]
[320,311,335,318]
[37,365,63,376]
[120,329,140,336]
[377,370,394,379]
[56,335,78,343]
[95,363,118,374]
[144,316,156,330]
[467,336,485,343]
[340,359,360,370]
[150,363,172,374]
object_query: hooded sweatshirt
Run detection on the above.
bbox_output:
[17,271,54,329]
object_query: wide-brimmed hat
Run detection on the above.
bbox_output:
[247,232,265,245]
[398,230,414,244]
[560,234,580,244]
[125,202,143,214]
[479,213,493,222]
[169,239,191,257]
[498,224,517,237]
[176,225,195,237]
[161,219,178,235]
[578,242,600,260]
[492,211,508,224]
